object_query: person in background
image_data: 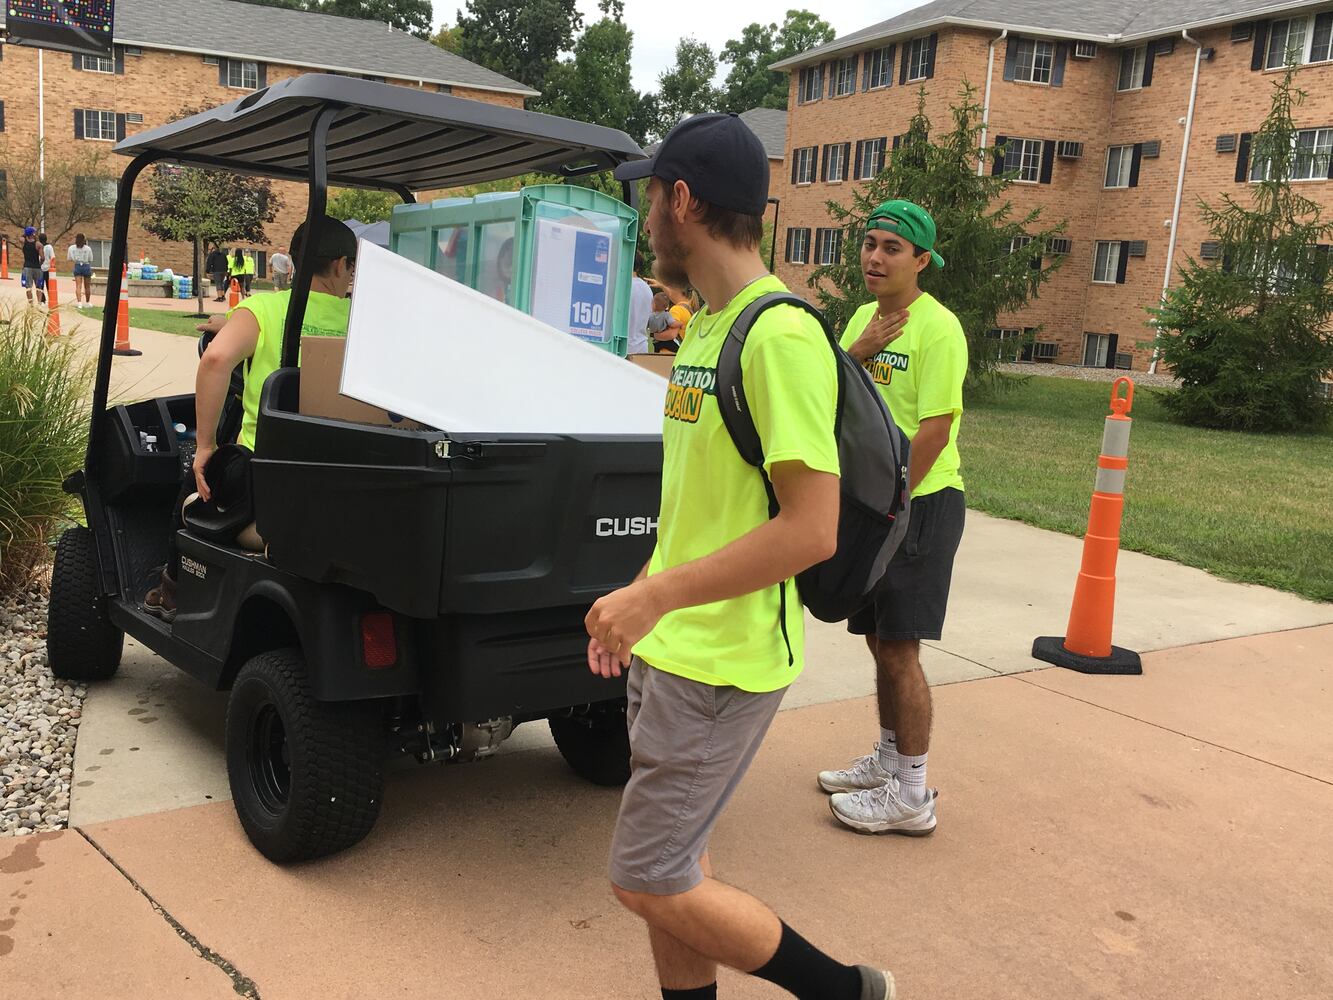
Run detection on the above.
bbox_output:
[628,251,653,356]
[229,248,246,298]
[39,233,55,293]
[21,227,45,305]
[67,234,95,304]
[206,243,229,301]
[647,289,683,353]
[270,245,292,292]
[241,249,257,295]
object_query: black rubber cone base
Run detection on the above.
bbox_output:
[1032,635,1142,675]
[113,347,143,357]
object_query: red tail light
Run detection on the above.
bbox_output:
[360,612,397,669]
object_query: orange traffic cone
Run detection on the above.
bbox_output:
[1,237,8,280]
[113,263,142,357]
[45,261,61,336]
[228,277,240,309]
[1032,377,1142,675]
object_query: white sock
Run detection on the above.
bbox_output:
[877,729,898,773]
[897,752,928,807]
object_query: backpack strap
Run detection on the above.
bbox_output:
[714,291,842,668]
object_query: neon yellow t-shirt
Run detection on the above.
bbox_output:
[234,289,350,451]
[632,276,839,693]
[840,293,966,498]
[243,254,257,276]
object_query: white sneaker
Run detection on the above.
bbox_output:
[855,966,896,1000]
[817,748,895,793]
[830,781,937,836]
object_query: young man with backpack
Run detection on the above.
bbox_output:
[818,200,968,837]
[586,114,897,1000]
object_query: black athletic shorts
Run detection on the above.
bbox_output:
[847,487,966,642]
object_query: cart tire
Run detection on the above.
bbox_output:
[47,527,123,682]
[549,701,631,787]
[226,648,384,863]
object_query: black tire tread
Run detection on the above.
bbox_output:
[226,648,384,863]
[47,526,123,682]
[549,703,631,787]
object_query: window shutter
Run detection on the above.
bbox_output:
[925,33,938,79]
[74,110,85,139]
[827,62,836,98]
[1142,46,1156,87]
[854,140,864,179]
[1052,42,1069,86]
[1003,37,1018,80]
[1105,333,1119,369]
[257,63,267,89]
[862,54,871,92]
[73,52,82,70]
[893,134,902,150]
[820,145,830,181]
[1039,141,1056,184]
[1129,144,1143,187]
[899,46,909,85]
[1116,242,1130,283]
[0,102,5,133]
[1235,132,1253,182]
[785,229,794,262]
[116,114,126,142]
[1251,21,1270,70]
[791,152,799,185]
[115,47,125,75]
[993,135,1008,176]
[886,44,895,86]
[219,59,229,86]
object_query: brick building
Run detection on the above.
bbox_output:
[0,0,535,278]
[770,0,1333,370]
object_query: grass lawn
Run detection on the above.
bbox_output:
[960,375,1333,602]
[77,304,214,338]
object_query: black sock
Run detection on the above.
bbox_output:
[662,986,717,1000]
[751,922,862,1000]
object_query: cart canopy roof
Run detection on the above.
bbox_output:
[114,74,647,192]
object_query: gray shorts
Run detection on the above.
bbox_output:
[609,658,785,895]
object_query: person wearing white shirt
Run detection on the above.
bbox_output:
[627,252,653,356]
[270,247,293,291]
[67,233,96,304]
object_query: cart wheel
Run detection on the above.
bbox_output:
[225,648,384,862]
[549,700,630,787]
[47,527,124,682]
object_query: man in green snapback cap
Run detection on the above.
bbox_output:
[817,199,968,837]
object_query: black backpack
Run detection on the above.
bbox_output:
[715,292,911,642]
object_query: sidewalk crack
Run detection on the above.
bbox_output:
[76,829,262,998]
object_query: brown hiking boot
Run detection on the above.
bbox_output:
[144,568,178,623]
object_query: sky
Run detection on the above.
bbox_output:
[430,1,918,93]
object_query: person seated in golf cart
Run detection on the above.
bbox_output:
[143,216,357,621]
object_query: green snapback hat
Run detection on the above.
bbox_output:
[866,200,944,269]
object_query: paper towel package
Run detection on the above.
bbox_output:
[341,241,666,435]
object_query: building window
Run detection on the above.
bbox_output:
[79,53,114,73]
[1083,333,1112,367]
[815,227,843,265]
[865,45,894,89]
[82,110,117,141]
[832,56,857,97]
[798,65,823,104]
[77,176,118,208]
[1267,14,1333,68]
[1014,38,1055,84]
[1118,46,1147,90]
[1004,137,1044,182]
[793,146,817,184]
[825,143,849,182]
[1093,241,1122,283]
[1105,145,1134,187]
[1250,127,1333,181]
[905,36,931,81]
[86,239,114,269]
[1006,235,1034,255]
[857,137,886,178]
[227,59,260,89]
[438,83,453,93]
[786,227,811,264]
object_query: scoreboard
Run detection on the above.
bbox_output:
[6,1,115,55]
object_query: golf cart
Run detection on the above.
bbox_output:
[46,76,661,862]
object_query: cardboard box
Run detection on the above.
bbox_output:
[298,336,421,429]
[627,353,673,379]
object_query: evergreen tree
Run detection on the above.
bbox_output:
[811,85,1066,387]
[1152,66,1333,432]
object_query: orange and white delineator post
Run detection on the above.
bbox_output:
[1032,377,1143,675]
[112,263,142,357]
[228,277,240,309]
[1,237,9,280]
[45,260,61,336]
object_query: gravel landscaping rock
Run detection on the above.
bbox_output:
[998,362,1181,390]
[1,588,84,837]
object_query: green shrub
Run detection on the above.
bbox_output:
[0,308,92,594]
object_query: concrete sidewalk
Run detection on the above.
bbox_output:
[5,625,1331,998]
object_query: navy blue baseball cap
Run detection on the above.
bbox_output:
[615,113,769,216]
